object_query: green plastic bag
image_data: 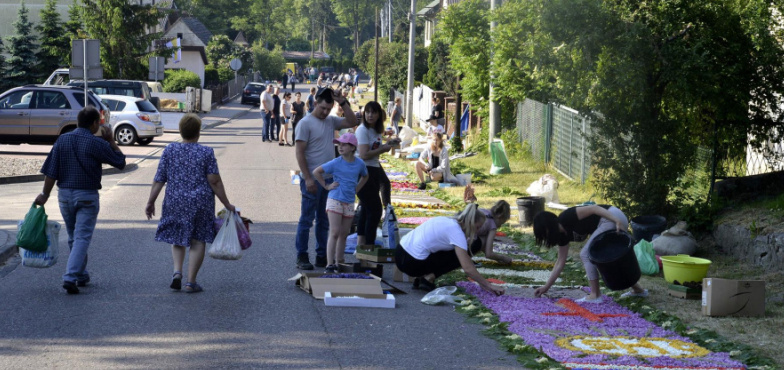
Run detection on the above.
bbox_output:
[489,139,512,175]
[634,239,659,275]
[16,203,49,252]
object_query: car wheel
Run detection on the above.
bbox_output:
[60,126,76,135]
[137,137,153,146]
[115,125,137,146]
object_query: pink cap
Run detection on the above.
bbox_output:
[333,132,358,147]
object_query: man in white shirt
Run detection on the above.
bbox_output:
[260,85,275,142]
[293,88,357,270]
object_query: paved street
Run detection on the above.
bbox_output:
[0,95,519,369]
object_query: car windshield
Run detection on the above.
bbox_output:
[136,100,157,112]
[246,84,264,92]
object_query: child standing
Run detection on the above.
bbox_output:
[313,132,369,272]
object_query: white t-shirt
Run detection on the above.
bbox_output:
[260,91,274,112]
[355,124,383,167]
[295,114,343,175]
[401,217,468,260]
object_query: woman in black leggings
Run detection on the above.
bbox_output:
[355,101,399,246]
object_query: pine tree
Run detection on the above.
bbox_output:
[0,39,7,91]
[6,0,38,86]
[64,0,82,40]
[36,0,70,75]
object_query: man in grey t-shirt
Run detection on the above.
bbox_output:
[293,88,357,270]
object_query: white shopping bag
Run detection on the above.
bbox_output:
[208,211,243,260]
[19,220,61,268]
[381,204,400,249]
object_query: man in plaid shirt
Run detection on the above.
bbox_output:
[34,106,126,294]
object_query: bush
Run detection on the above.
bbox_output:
[217,67,234,83]
[204,66,219,86]
[163,69,201,93]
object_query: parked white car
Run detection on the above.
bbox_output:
[99,94,163,146]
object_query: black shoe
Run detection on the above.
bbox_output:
[296,254,314,270]
[418,278,437,292]
[315,255,328,268]
[418,182,427,190]
[325,264,338,273]
[63,281,79,295]
[77,278,90,287]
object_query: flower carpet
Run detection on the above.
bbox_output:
[457,281,747,370]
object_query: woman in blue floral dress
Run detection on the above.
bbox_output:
[145,114,235,293]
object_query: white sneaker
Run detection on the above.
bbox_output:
[621,289,649,298]
[575,296,603,303]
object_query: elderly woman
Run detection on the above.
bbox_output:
[145,114,235,293]
[533,205,648,302]
[395,203,505,296]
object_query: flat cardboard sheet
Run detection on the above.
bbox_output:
[290,272,383,300]
[324,292,396,308]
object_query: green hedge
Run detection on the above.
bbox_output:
[163,69,201,93]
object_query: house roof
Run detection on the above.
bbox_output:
[417,0,441,18]
[234,31,249,47]
[179,17,213,46]
[281,51,331,60]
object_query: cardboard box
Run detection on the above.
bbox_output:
[355,244,395,263]
[324,292,395,308]
[339,260,383,277]
[393,264,417,283]
[290,272,383,299]
[668,284,701,299]
[702,278,765,317]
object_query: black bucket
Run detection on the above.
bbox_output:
[588,231,640,291]
[630,215,667,243]
[516,196,545,227]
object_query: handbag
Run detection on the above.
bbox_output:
[20,220,61,268]
[381,204,400,249]
[208,211,243,260]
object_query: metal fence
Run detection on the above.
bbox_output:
[208,74,250,105]
[516,99,591,183]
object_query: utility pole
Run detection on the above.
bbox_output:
[488,0,501,146]
[374,7,380,102]
[405,0,416,127]
[389,0,393,43]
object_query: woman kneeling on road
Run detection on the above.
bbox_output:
[533,204,648,303]
[395,203,505,296]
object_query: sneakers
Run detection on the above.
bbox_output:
[315,255,327,268]
[418,182,427,190]
[575,296,603,303]
[621,289,649,299]
[296,254,314,270]
[62,281,79,295]
[325,264,338,273]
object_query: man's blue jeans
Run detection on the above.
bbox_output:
[295,176,329,258]
[58,188,99,284]
[262,111,273,141]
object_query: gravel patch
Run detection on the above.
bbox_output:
[0,158,45,177]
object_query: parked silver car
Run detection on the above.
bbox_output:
[99,95,163,146]
[0,85,110,144]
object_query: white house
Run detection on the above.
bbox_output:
[162,17,212,88]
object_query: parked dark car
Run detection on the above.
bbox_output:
[240,82,265,105]
[0,85,110,145]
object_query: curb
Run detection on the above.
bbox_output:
[0,230,17,268]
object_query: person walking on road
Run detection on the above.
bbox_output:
[291,92,305,144]
[289,73,297,91]
[293,88,357,270]
[306,87,317,115]
[281,73,289,92]
[312,132,368,273]
[389,97,404,135]
[260,85,275,142]
[145,114,236,293]
[34,106,126,294]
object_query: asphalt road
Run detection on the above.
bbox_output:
[0,103,520,369]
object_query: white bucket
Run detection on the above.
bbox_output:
[456,173,473,185]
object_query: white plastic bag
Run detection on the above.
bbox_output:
[526,174,560,203]
[381,204,400,249]
[652,223,697,256]
[19,220,60,268]
[208,211,243,260]
[421,286,464,305]
[398,126,417,148]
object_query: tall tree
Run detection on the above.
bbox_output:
[0,39,7,91]
[332,0,384,52]
[5,0,38,86]
[64,0,83,39]
[80,0,162,79]
[36,0,71,74]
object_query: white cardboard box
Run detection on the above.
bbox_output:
[324,292,396,308]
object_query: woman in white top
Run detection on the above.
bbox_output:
[279,92,292,146]
[395,203,505,295]
[415,132,455,189]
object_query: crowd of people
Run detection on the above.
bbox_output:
[32,75,647,303]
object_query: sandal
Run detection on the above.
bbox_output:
[170,271,182,290]
[278,141,285,146]
[184,282,203,293]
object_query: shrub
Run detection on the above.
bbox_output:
[163,69,201,93]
